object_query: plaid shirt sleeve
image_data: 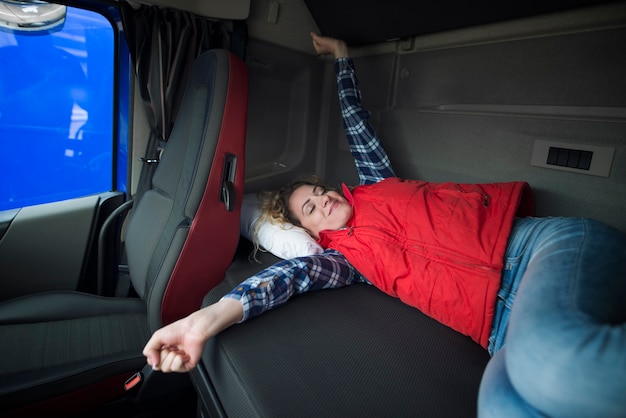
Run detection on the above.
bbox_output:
[221,249,367,321]
[336,58,396,185]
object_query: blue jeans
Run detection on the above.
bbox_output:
[479,217,626,418]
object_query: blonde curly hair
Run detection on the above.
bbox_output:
[251,175,339,256]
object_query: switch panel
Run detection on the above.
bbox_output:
[546,146,593,170]
[531,140,615,177]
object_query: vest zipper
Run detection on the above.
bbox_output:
[409,243,500,273]
[344,225,500,273]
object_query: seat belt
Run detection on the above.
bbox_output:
[230,20,247,61]
[134,130,164,204]
[107,131,162,297]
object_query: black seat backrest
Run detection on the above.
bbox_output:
[124,49,248,330]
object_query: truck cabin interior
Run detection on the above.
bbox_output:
[0,0,624,416]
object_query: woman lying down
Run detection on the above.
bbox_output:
[144,32,626,418]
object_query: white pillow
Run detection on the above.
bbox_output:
[240,193,324,259]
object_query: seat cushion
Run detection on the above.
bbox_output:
[0,313,148,376]
[0,291,146,324]
[195,241,490,417]
[0,292,149,408]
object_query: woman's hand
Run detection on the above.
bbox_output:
[310,32,349,59]
[143,298,243,373]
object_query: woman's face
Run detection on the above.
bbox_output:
[288,184,353,239]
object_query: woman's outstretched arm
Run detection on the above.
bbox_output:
[143,250,365,372]
[143,298,243,373]
[311,32,396,184]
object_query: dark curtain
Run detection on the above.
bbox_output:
[120,1,224,198]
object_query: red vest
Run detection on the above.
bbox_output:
[319,178,534,348]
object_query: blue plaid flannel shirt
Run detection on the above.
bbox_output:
[222,58,396,322]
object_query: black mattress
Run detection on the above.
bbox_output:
[192,240,490,417]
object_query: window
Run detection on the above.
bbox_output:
[0,6,117,211]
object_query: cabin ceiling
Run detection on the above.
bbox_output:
[126,0,624,53]
[304,0,620,45]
